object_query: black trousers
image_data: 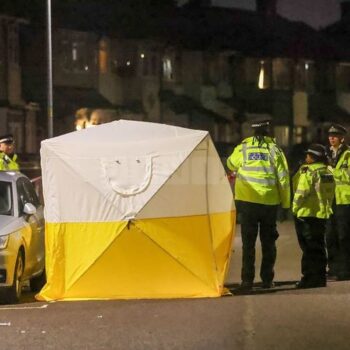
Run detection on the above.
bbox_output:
[326,204,350,278]
[237,201,279,284]
[295,217,327,281]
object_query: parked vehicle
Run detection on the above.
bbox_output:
[0,171,45,303]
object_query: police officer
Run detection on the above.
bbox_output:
[293,144,335,288]
[325,124,350,280]
[227,119,290,291]
[0,134,19,171]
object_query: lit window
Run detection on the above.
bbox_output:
[99,39,108,74]
[163,57,173,81]
[258,60,271,89]
[72,42,78,61]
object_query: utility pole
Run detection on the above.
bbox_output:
[47,0,53,138]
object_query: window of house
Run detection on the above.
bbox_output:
[142,54,149,76]
[151,55,158,76]
[295,60,315,92]
[163,57,173,81]
[293,126,308,144]
[0,23,6,99]
[99,39,108,74]
[305,61,315,93]
[245,58,271,89]
[336,63,350,92]
[245,58,260,87]
[8,24,19,65]
[274,126,289,147]
[258,60,271,89]
[111,44,136,77]
[273,58,292,90]
[60,38,90,73]
[295,61,306,91]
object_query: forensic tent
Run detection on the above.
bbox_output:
[37,120,235,300]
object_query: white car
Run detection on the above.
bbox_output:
[0,171,45,303]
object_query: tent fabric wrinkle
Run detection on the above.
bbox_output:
[37,120,235,300]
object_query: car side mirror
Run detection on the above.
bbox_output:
[23,203,36,215]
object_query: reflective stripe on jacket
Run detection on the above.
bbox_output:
[292,163,335,219]
[227,136,290,208]
[331,148,350,205]
[0,153,19,171]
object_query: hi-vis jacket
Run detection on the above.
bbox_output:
[0,152,19,171]
[292,163,335,219]
[326,145,350,205]
[227,136,290,208]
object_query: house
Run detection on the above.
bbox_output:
[0,15,38,155]
[321,0,350,136]
[21,0,350,161]
[159,0,350,158]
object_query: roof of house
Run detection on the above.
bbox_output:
[158,6,350,60]
[39,3,350,60]
[322,14,350,52]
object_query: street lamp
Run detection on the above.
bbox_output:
[47,0,53,138]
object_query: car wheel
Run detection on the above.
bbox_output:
[4,251,24,304]
[29,269,46,292]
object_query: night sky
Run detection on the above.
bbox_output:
[179,0,342,29]
[278,0,341,29]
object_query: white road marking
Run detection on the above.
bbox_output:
[243,297,256,350]
[0,304,48,311]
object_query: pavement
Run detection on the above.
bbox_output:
[0,221,350,349]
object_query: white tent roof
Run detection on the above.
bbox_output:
[41,120,209,222]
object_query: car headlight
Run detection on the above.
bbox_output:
[0,235,9,249]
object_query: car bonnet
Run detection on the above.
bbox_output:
[0,215,23,237]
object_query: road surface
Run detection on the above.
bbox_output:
[0,221,349,350]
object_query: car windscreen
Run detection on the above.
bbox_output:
[0,181,12,215]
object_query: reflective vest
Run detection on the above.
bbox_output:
[0,152,19,171]
[292,163,335,219]
[329,147,350,205]
[227,136,290,208]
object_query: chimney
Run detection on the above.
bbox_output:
[341,1,350,18]
[256,0,277,16]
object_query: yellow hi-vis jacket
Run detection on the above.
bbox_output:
[292,163,335,219]
[227,136,290,208]
[0,152,19,171]
[330,148,350,205]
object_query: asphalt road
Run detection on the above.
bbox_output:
[1,221,350,350]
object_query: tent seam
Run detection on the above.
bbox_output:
[205,138,221,291]
[136,133,209,219]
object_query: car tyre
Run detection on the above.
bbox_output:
[30,269,46,292]
[4,251,24,304]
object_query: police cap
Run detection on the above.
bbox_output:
[0,134,14,144]
[328,124,347,136]
[305,144,326,159]
[251,119,271,129]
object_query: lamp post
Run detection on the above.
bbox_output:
[47,0,53,138]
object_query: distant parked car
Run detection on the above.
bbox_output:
[0,171,45,303]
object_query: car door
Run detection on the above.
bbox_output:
[16,177,45,277]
